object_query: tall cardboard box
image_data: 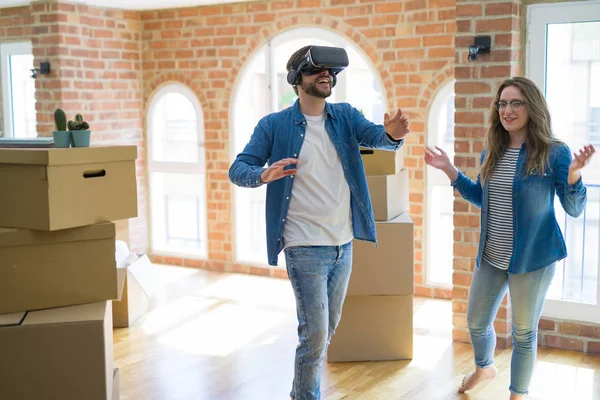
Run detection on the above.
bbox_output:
[327,294,413,362]
[333,149,414,363]
[361,148,404,176]
[0,301,114,400]
[0,222,118,314]
[367,169,410,221]
[0,146,138,231]
[348,213,414,296]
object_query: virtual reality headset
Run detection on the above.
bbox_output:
[286,45,349,87]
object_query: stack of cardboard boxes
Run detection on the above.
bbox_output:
[328,148,415,362]
[0,146,138,399]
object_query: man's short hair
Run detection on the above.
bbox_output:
[286,45,312,95]
[286,45,312,73]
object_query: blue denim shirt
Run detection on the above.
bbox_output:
[452,142,587,274]
[229,100,403,266]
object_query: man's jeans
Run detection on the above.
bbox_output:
[284,242,352,400]
[467,258,556,395]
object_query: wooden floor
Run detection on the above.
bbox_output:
[114,265,600,400]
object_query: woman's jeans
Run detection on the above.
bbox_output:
[467,258,556,395]
[284,242,352,400]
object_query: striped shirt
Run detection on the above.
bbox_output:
[482,147,520,270]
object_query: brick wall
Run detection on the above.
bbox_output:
[0,2,147,252]
[140,0,456,296]
[539,318,600,353]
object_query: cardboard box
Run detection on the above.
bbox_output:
[361,148,404,176]
[367,169,409,221]
[113,253,157,328]
[348,213,414,296]
[0,146,138,231]
[0,222,118,314]
[0,301,114,400]
[327,294,413,362]
[112,368,120,400]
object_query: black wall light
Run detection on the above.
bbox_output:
[31,61,51,78]
[468,36,491,62]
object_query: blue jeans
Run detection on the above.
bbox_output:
[284,242,353,400]
[467,258,556,395]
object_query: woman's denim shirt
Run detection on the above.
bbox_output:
[451,142,587,274]
[229,100,402,266]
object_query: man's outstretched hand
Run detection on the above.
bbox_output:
[384,108,410,141]
[261,158,298,183]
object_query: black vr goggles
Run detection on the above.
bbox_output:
[286,45,349,88]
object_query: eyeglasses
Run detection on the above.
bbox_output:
[494,100,527,110]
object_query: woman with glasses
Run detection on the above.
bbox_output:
[424,77,595,399]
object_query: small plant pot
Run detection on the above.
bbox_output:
[52,131,72,148]
[72,130,91,148]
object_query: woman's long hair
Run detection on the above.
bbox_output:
[479,77,561,182]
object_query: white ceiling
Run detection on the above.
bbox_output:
[1,0,258,11]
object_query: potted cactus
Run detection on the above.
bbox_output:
[68,113,91,148]
[52,108,72,148]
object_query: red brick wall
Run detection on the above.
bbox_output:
[0,3,147,252]
[539,318,600,353]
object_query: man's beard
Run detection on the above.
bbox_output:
[300,80,331,99]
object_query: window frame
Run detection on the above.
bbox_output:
[146,82,208,259]
[1,41,34,138]
[526,0,600,324]
[425,80,455,289]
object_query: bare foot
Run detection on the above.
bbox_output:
[458,365,499,393]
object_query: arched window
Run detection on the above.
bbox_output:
[1,41,36,138]
[147,83,207,258]
[232,27,384,266]
[426,81,455,287]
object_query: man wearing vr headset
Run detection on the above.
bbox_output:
[229,45,410,400]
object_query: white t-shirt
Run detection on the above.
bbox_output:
[282,113,353,248]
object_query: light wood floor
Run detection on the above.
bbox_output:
[114,265,600,400]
